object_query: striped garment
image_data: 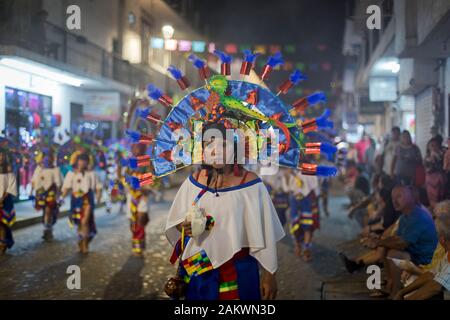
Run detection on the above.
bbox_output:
[434,252,450,292]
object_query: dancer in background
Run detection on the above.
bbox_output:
[126,182,150,256]
[60,152,101,253]
[107,150,127,213]
[289,171,320,262]
[31,148,62,241]
[0,149,17,255]
[263,167,290,227]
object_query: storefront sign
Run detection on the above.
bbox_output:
[84,92,120,121]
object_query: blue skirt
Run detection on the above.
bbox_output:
[182,254,261,300]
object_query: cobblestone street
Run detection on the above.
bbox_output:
[0,188,360,300]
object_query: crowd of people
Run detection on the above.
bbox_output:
[0,134,158,257]
[340,127,450,300]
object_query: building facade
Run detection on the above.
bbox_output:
[340,0,450,153]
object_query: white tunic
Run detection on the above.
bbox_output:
[0,173,17,197]
[62,171,99,195]
[165,175,285,274]
[31,167,62,191]
[126,192,151,219]
[287,172,319,197]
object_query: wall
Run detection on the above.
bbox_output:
[43,0,119,52]
[416,0,450,45]
[0,64,86,142]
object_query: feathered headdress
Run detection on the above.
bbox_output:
[125,51,337,189]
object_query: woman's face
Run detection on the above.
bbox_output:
[401,132,412,145]
[429,140,439,152]
[77,158,88,171]
[203,137,234,169]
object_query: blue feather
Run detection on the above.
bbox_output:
[316,165,337,177]
[125,129,141,142]
[316,109,334,130]
[188,54,205,69]
[243,49,260,63]
[320,142,338,155]
[128,157,138,169]
[289,69,307,84]
[147,84,162,100]
[167,65,183,80]
[267,52,284,67]
[129,176,141,189]
[136,108,150,119]
[306,92,327,105]
[213,50,232,63]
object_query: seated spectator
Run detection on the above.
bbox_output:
[394,200,450,299]
[340,185,438,298]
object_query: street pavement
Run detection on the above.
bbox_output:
[0,187,361,300]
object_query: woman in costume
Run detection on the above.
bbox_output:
[60,152,101,253]
[288,170,320,262]
[30,148,62,241]
[124,51,337,299]
[0,149,17,255]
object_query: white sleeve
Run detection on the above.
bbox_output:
[62,171,74,192]
[6,173,17,197]
[137,197,149,213]
[165,178,192,246]
[249,183,285,274]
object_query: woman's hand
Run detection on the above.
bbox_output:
[178,220,193,237]
[261,271,278,300]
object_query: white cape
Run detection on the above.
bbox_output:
[165,175,285,274]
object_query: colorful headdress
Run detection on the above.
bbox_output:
[57,125,106,170]
[125,51,337,188]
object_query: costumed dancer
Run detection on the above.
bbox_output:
[288,170,321,262]
[107,150,127,213]
[165,121,285,300]
[126,179,151,256]
[60,152,101,253]
[263,167,290,227]
[125,52,337,300]
[30,148,62,241]
[0,149,17,255]
[125,143,151,256]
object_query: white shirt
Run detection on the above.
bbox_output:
[0,173,17,197]
[31,167,62,191]
[166,175,285,274]
[62,171,99,195]
[287,172,319,197]
[126,192,151,219]
[433,252,450,291]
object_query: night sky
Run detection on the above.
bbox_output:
[196,0,347,115]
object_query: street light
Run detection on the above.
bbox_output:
[162,25,175,40]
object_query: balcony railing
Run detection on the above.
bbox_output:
[0,20,151,88]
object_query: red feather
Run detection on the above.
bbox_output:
[270,117,291,153]
[246,90,258,105]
